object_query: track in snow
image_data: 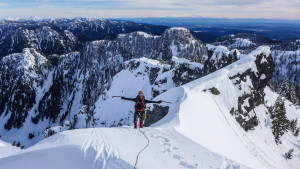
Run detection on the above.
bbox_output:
[134,128,150,169]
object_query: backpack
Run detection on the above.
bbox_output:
[135,95,146,111]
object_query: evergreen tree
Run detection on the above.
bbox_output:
[285,149,294,159]
[268,81,276,91]
[16,141,21,147]
[278,77,298,105]
[278,77,290,100]
[296,83,300,105]
[269,96,290,144]
[290,119,300,137]
[289,80,298,104]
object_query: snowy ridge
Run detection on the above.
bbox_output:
[0,46,299,169]
[0,128,250,169]
[148,46,299,169]
[250,45,271,57]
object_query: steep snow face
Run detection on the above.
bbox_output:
[0,128,250,169]
[148,46,299,169]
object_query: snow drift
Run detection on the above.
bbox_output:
[0,128,250,169]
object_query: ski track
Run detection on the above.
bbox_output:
[134,128,150,169]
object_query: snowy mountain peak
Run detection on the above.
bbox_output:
[29,16,42,21]
[167,27,190,32]
[2,48,51,80]
[250,45,271,57]
[163,27,193,38]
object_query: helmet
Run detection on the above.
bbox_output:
[138,91,144,94]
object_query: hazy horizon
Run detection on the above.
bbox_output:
[0,0,299,20]
[2,16,300,22]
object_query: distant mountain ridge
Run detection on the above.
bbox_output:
[0,18,169,59]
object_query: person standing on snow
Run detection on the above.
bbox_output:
[121,91,162,128]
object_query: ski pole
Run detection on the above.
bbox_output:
[112,96,124,98]
[160,100,172,104]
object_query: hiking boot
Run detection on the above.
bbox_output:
[134,122,137,129]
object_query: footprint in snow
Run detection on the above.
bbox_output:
[173,154,198,169]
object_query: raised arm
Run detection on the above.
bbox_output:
[144,99,162,104]
[121,97,137,102]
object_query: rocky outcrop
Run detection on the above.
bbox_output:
[209,87,220,95]
[229,47,275,131]
[145,105,169,127]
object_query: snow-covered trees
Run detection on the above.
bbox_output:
[277,77,299,105]
[269,96,290,144]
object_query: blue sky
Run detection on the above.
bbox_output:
[0,0,299,19]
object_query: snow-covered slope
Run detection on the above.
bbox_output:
[1,46,299,169]
[0,128,250,169]
[0,140,21,158]
[149,46,300,169]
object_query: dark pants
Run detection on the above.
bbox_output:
[134,111,145,125]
